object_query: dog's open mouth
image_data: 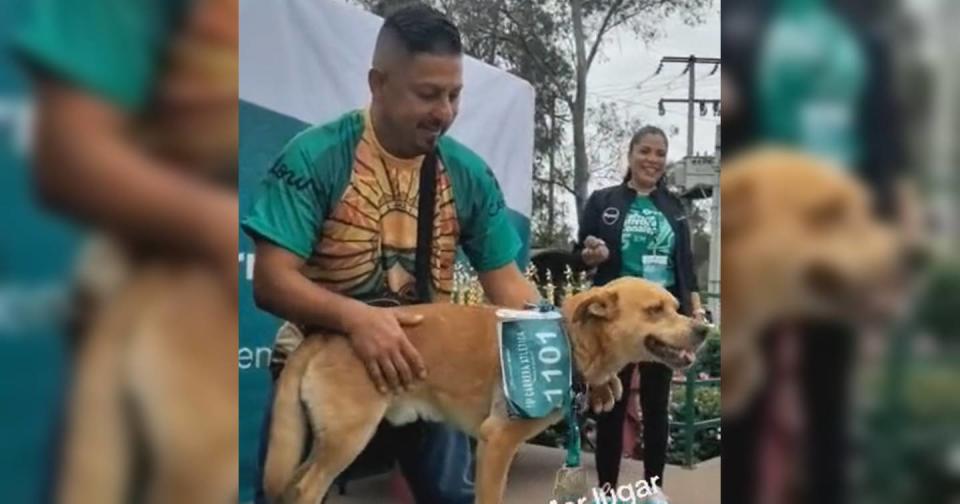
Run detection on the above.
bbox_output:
[644,336,696,369]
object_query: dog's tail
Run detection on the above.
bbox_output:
[262,336,323,501]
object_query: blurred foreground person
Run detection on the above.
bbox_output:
[13,0,239,502]
[721,0,928,503]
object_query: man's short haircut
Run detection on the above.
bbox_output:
[374,3,462,62]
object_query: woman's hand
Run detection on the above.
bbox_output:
[581,235,610,267]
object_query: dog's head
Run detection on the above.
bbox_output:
[720,149,912,414]
[562,277,710,380]
[722,149,904,327]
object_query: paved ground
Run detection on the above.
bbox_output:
[327,444,720,504]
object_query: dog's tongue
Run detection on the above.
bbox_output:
[681,350,696,363]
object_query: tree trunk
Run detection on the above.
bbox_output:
[548,96,556,245]
[570,0,590,222]
[485,0,506,65]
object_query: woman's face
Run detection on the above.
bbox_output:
[629,133,668,189]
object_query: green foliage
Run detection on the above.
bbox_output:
[861,359,960,503]
[914,259,960,344]
[698,334,720,378]
[667,384,720,465]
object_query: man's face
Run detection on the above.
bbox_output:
[372,52,463,156]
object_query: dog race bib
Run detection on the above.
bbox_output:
[496,308,572,419]
[642,254,672,287]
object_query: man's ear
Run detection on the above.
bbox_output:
[368,67,386,100]
[572,289,620,323]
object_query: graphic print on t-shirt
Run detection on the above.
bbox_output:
[302,115,459,305]
[620,196,675,287]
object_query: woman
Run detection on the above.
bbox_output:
[576,126,704,503]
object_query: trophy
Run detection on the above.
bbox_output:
[577,271,590,293]
[563,265,575,303]
[544,269,556,306]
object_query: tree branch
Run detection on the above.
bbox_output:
[534,176,576,196]
[585,0,626,71]
[498,8,571,97]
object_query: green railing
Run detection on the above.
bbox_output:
[670,366,721,469]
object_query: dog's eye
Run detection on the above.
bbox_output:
[809,198,847,228]
[646,303,664,316]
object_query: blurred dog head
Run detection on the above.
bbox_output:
[720,148,907,413]
[563,277,710,382]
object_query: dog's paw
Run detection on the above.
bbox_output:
[588,376,622,414]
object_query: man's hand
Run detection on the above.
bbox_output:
[253,242,427,392]
[342,304,427,394]
[581,235,610,267]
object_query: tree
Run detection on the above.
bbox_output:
[562,0,712,217]
[351,0,712,231]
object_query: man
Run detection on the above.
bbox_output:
[242,4,539,502]
[13,0,238,501]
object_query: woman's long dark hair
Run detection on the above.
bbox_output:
[623,126,669,188]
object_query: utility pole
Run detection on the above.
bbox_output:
[657,55,721,158]
[547,96,557,245]
[709,126,721,322]
[658,55,722,320]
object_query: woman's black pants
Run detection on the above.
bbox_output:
[595,361,673,490]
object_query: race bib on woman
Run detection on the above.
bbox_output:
[642,254,672,287]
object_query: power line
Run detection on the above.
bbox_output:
[658,55,721,157]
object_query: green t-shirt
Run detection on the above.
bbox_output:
[756,0,866,170]
[13,0,191,111]
[620,196,675,287]
[242,109,521,305]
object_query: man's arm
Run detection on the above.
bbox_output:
[252,241,364,331]
[252,241,425,392]
[477,262,540,309]
[32,79,237,288]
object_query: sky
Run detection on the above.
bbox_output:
[588,1,722,171]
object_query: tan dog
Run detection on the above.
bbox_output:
[263,277,709,504]
[720,149,903,414]
[58,262,237,504]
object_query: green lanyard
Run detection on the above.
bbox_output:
[563,390,581,467]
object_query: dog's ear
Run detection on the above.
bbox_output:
[573,289,620,323]
[720,169,755,238]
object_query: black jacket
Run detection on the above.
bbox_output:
[574,183,699,317]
